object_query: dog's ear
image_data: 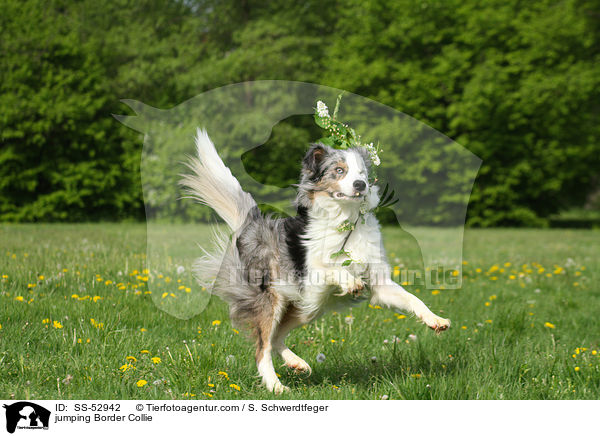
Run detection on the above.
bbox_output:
[303,143,329,179]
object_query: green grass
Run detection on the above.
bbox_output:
[0,224,599,400]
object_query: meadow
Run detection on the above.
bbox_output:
[0,223,598,400]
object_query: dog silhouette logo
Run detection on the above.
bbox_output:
[3,402,50,433]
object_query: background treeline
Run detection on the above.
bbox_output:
[1,0,599,226]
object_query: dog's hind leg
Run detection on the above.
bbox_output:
[272,307,311,375]
[371,280,450,333]
[253,296,289,394]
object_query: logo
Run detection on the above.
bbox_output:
[2,402,50,434]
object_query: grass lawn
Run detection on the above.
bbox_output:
[0,223,598,400]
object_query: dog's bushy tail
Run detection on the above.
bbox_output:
[181,128,256,230]
[180,128,256,295]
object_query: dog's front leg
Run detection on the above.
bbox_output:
[371,280,450,332]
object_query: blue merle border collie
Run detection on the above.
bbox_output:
[181,129,450,393]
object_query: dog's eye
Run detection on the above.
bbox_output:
[335,167,344,174]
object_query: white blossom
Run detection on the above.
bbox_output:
[316,101,329,118]
[176,265,185,274]
[364,142,381,166]
[316,352,326,363]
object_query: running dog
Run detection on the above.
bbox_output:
[181,129,450,393]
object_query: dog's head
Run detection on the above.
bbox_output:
[297,143,371,208]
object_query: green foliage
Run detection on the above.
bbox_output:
[1,0,598,225]
[323,0,600,226]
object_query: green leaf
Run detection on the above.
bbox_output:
[313,114,330,129]
[330,249,350,259]
[341,259,352,267]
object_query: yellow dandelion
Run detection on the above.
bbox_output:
[218,371,229,379]
[15,296,24,302]
[509,275,516,280]
[475,268,482,273]
[461,326,467,330]
[485,302,491,307]
[544,322,555,329]
[126,356,137,362]
[140,350,149,354]
[71,294,79,299]
[212,320,221,326]
[229,383,241,391]
[93,296,102,302]
[485,319,493,324]
[574,367,580,372]
[151,357,161,364]
[53,320,63,329]
[202,392,213,398]
[140,328,147,332]
[431,290,440,295]
[42,318,50,324]
[232,328,239,334]
[136,380,147,387]
[161,292,168,299]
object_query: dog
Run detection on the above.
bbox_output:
[181,128,450,393]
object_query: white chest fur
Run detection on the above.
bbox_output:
[299,189,389,318]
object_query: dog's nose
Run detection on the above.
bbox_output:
[353,180,366,192]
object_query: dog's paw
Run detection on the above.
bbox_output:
[284,356,312,375]
[422,314,451,334]
[349,278,365,296]
[344,275,365,295]
[269,381,290,395]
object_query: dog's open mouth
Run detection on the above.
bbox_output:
[333,191,364,200]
